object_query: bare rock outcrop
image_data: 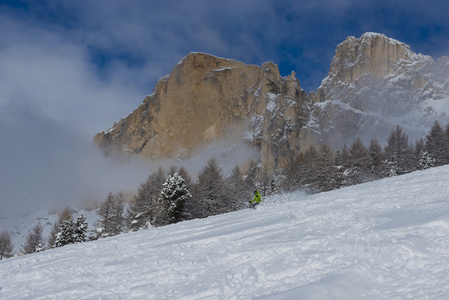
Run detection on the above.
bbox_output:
[94,52,312,173]
[310,32,449,149]
[95,33,449,175]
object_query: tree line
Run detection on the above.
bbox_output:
[280,121,449,193]
[0,158,255,258]
[2,120,449,259]
[0,207,90,259]
[127,159,252,231]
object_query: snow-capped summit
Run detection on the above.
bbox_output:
[319,32,432,91]
[310,33,449,149]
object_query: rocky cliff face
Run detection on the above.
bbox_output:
[94,33,449,174]
[310,32,449,149]
[93,52,312,174]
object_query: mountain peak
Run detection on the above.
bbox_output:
[94,33,449,174]
[359,32,404,45]
[327,33,420,84]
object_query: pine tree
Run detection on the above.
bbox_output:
[127,168,166,231]
[20,222,44,255]
[346,138,371,184]
[128,179,152,231]
[96,192,114,238]
[157,173,192,225]
[281,154,301,192]
[96,192,125,238]
[426,120,448,166]
[73,215,88,243]
[54,214,88,247]
[333,150,346,189]
[226,165,248,211]
[177,167,196,220]
[48,207,73,248]
[316,144,335,192]
[0,231,14,259]
[368,138,384,179]
[54,219,76,247]
[418,150,435,170]
[296,146,320,191]
[259,171,271,197]
[196,157,227,218]
[110,192,125,235]
[414,138,426,170]
[384,125,414,175]
[270,178,277,196]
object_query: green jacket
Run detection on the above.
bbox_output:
[251,191,262,203]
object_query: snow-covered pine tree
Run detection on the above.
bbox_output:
[73,215,88,243]
[20,222,44,255]
[270,178,277,195]
[419,150,435,170]
[157,173,192,225]
[54,214,88,247]
[0,231,14,259]
[54,219,75,247]
[48,207,73,248]
[177,167,196,220]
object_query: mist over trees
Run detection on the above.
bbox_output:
[120,120,449,234]
[280,121,449,193]
[10,121,449,259]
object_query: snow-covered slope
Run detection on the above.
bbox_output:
[2,166,449,299]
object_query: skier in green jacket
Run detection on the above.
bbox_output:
[249,190,262,209]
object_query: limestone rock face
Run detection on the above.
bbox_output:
[310,32,449,149]
[95,33,449,174]
[93,52,312,173]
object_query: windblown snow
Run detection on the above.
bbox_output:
[2,166,449,299]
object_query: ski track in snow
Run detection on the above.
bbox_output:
[2,167,449,299]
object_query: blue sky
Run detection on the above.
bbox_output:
[1,0,449,213]
[1,0,449,134]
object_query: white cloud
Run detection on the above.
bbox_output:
[0,19,146,136]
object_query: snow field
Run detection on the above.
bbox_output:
[2,166,449,299]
